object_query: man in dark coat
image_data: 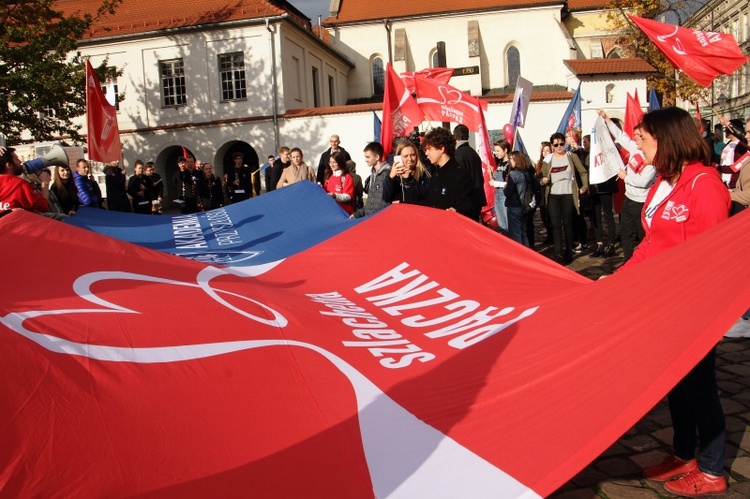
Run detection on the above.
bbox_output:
[452,124,486,221]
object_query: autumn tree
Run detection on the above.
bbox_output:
[605,0,709,106]
[0,0,122,143]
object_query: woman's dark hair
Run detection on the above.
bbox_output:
[324,151,350,181]
[549,132,566,144]
[641,107,710,184]
[53,165,77,202]
[509,151,530,171]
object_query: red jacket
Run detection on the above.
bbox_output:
[622,162,730,270]
[0,175,49,212]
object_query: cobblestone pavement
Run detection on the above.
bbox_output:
[528,229,750,498]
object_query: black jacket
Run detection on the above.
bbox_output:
[419,158,473,217]
[453,142,487,213]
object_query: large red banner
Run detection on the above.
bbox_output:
[629,15,750,87]
[85,60,122,163]
[3,207,750,497]
[414,77,484,131]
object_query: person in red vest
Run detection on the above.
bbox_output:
[621,108,730,496]
[0,146,50,213]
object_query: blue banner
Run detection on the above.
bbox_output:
[66,181,363,267]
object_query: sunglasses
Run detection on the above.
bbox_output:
[553,143,565,147]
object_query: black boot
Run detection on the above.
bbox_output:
[603,244,615,257]
[591,243,604,257]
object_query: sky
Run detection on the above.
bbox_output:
[292,0,331,24]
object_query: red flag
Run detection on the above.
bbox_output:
[85,60,121,163]
[476,97,496,220]
[629,15,750,87]
[381,63,424,158]
[623,90,644,139]
[400,67,454,95]
[414,77,484,131]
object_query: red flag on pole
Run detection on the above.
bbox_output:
[476,98,497,225]
[380,63,424,158]
[695,103,704,133]
[623,90,644,139]
[85,60,121,163]
[400,67,454,95]
[414,77,485,131]
[628,15,750,87]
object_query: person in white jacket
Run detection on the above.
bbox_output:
[598,110,657,262]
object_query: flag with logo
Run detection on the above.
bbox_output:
[414,77,484,131]
[381,63,424,158]
[629,15,750,87]
[4,193,750,498]
[400,67,454,95]
[85,60,121,163]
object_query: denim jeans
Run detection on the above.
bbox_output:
[669,347,725,476]
[493,171,508,231]
[506,206,529,247]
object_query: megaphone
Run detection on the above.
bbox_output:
[22,144,69,175]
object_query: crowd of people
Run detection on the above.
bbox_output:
[2,114,750,269]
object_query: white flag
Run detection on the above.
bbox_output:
[589,116,623,185]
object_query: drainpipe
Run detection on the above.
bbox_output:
[383,19,392,65]
[266,18,280,152]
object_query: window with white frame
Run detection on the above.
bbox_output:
[372,57,384,96]
[506,46,520,87]
[219,53,247,101]
[160,59,186,107]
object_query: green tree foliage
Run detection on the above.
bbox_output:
[606,0,709,106]
[0,0,122,143]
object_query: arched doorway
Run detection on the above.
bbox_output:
[216,141,261,194]
[156,145,195,207]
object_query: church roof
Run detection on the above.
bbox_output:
[58,0,311,39]
[564,57,656,75]
[324,0,610,25]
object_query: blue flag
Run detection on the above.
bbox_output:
[513,129,528,156]
[648,87,661,113]
[372,108,382,143]
[556,83,582,136]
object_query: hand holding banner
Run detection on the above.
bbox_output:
[589,115,624,185]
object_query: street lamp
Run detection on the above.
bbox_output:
[717,93,728,110]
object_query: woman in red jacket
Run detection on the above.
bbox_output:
[323,151,356,215]
[624,107,731,496]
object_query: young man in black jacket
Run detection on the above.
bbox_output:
[419,127,473,218]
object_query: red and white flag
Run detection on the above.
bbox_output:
[400,67,454,95]
[85,60,121,163]
[381,63,424,158]
[414,77,485,131]
[629,15,750,87]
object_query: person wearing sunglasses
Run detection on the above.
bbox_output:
[540,132,589,264]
